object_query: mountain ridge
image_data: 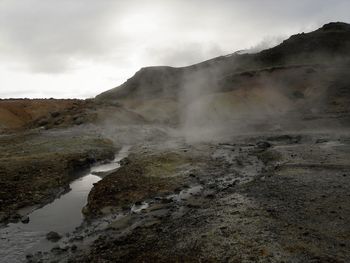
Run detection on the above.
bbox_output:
[96,22,350,102]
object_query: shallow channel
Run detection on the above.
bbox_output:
[0,146,130,263]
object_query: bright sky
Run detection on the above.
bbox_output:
[0,0,350,98]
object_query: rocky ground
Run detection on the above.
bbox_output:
[24,129,350,263]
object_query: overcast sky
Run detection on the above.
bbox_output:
[0,0,350,98]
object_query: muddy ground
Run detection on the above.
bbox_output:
[24,129,350,263]
[0,128,116,224]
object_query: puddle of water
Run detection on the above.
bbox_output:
[0,146,129,263]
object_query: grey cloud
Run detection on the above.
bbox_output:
[0,0,125,73]
[1,0,350,73]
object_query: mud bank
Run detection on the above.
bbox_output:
[0,129,116,224]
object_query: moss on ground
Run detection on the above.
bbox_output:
[85,152,193,217]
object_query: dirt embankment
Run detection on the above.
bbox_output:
[0,130,116,224]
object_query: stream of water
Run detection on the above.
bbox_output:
[0,146,130,263]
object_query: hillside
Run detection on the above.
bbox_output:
[96,22,350,129]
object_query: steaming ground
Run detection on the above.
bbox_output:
[19,125,350,263]
[1,104,350,262]
[1,22,350,262]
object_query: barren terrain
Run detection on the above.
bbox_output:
[0,22,350,263]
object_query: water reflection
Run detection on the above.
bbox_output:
[0,174,101,263]
[0,146,129,263]
[21,174,101,233]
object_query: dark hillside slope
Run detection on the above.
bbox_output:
[253,22,350,67]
